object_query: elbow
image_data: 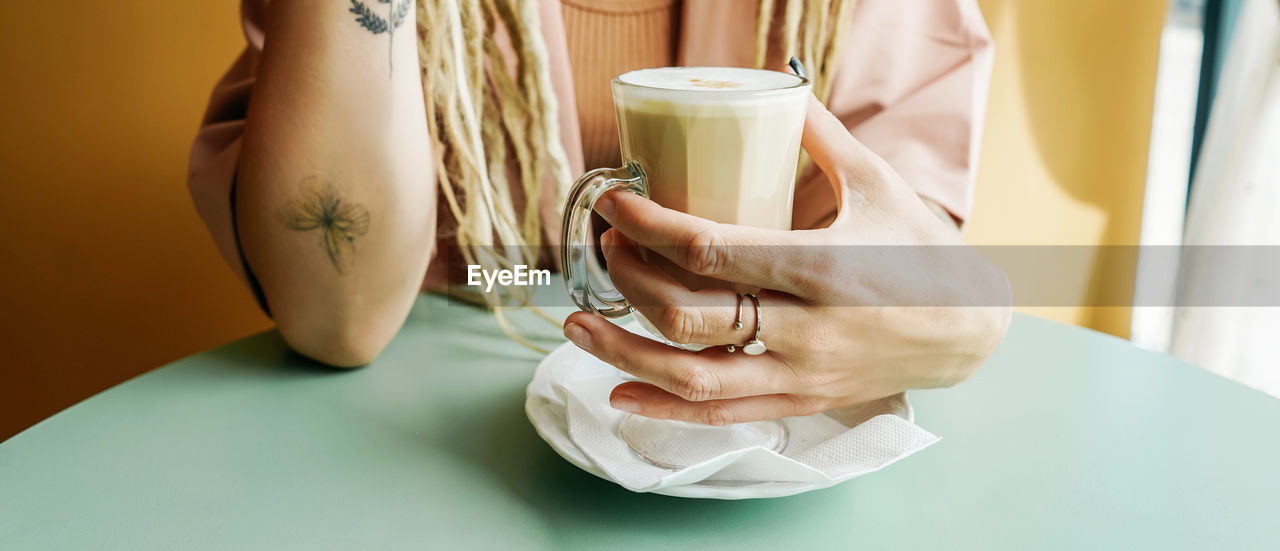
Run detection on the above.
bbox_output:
[275,311,399,368]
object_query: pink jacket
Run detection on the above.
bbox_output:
[189,0,993,286]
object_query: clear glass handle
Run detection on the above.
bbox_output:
[561,162,647,318]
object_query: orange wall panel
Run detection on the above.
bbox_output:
[0,2,271,440]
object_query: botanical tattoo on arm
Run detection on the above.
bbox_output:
[278,177,371,275]
[349,0,413,74]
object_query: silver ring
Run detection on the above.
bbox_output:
[726,293,746,353]
[733,293,745,331]
[742,294,766,355]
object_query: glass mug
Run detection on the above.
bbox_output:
[561,66,810,470]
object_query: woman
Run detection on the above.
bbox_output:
[189,0,1010,424]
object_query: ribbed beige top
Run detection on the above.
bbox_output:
[562,0,681,170]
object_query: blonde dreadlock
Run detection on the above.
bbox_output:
[415,0,856,351]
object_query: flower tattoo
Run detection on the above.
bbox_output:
[278,177,371,275]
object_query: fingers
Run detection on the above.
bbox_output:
[564,311,794,402]
[601,230,797,346]
[610,382,828,426]
[596,191,823,295]
[601,230,740,344]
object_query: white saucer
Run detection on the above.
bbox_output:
[525,341,918,499]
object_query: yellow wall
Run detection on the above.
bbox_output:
[969,0,1166,337]
[0,2,271,439]
[0,1,1167,440]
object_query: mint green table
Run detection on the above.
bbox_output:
[3,295,1279,549]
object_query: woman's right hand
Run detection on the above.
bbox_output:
[564,97,1012,424]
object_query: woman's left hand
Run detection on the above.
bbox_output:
[562,97,1012,425]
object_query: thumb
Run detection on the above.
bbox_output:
[800,95,870,176]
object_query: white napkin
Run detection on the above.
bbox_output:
[526,330,941,495]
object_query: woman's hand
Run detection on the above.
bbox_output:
[561,97,1012,425]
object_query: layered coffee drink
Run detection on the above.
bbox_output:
[612,67,810,231]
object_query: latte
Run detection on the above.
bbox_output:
[612,67,810,230]
[561,66,811,317]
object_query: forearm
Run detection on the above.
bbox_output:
[236,0,434,366]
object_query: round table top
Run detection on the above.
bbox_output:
[3,295,1279,550]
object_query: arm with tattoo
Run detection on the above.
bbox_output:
[235,0,435,367]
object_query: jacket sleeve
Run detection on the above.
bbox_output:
[186,0,267,283]
[793,0,995,229]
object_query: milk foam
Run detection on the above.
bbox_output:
[619,67,802,92]
[615,67,809,114]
